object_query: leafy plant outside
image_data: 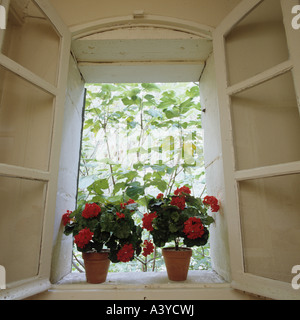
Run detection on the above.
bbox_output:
[73,82,211,273]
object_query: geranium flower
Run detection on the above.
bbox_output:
[120,199,136,210]
[174,186,191,196]
[142,240,154,257]
[170,196,186,210]
[142,212,157,231]
[203,196,218,205]
[116,212,125,219]
[74,228,94,248]
[156,193,164,199]
[62,210,72,226]
[203,196,220,212]
[117,243,134,262]
[210,203,220,212]
[82,203,101,219]
[183,217,205,239]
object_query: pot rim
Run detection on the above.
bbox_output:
[162,247,192,252]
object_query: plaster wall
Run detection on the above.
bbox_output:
[50,54,85,284]
[49,0,241,29]
[199,54,231,282]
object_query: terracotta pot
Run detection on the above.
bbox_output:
[82,250,110,284]
[162,247,192,281]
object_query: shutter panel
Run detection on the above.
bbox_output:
[214,0,300,299]
[0,0,70,300]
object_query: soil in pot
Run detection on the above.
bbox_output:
[82,250,110,284]
[162,247,192,281]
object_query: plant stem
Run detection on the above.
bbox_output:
[175,238,179,251]
[103,127,116,188]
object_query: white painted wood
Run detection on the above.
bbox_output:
[33,0,69,37]
[0,164,50,181]
[0,0,71,300]
[73,38,213,63]
[36,0,71,288]
[81,27,201,40]
[79,61,205,83]
[29,271,261,300]
[0,53,58,95]
[232,273,300,300]
[215,0,263,37]
[0,278,51,300]
[213,29,245,282]
[70,15,214,40]
[226,60,293,95]
[234,161,300,181]
[214,0,300,300]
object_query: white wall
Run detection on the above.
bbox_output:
[51,54,85,284]
[199,54,231,282]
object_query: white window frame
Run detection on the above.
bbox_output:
[0,0,70,300]
[213,0,300,300]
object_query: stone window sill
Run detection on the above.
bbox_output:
[53,270,228,290]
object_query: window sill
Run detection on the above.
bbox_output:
[53,270,228,290]
[30,271,260,299]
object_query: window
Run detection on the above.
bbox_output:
[72,82,211,273]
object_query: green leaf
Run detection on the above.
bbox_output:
[113,182,126,194]
[88,179,109,194]
[152,179,168,193]
[99,158,117,165]
[186,86,200,98]
[125,182,145,200]
[141,83,161,91]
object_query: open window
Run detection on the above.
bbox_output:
[214,0,300,299]
[50,14,232,291]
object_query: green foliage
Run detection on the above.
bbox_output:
[64,201,142,262]
[75,82,211,272]
[147,190,215,250]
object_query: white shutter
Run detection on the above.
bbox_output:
[214,0,300,299]
[0,0,70,300]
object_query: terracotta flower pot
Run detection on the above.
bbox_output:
[82,250,110,284]
[162,247,192,281]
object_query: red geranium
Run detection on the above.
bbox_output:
[142,240,154,257]
[170,196,186,210]
[82,203,101,219]
[183,217,205,239]
[203,196,218,205]
[203,196,220,212]
[156,193,164,199]
[117,243,134,262]
[120,199,136,209]
[74,228,94,248]
[116,212,125,219]
[210,203,220,212]
[174,186,191,196]
[62,210,72,226]
[142,212,157,231]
